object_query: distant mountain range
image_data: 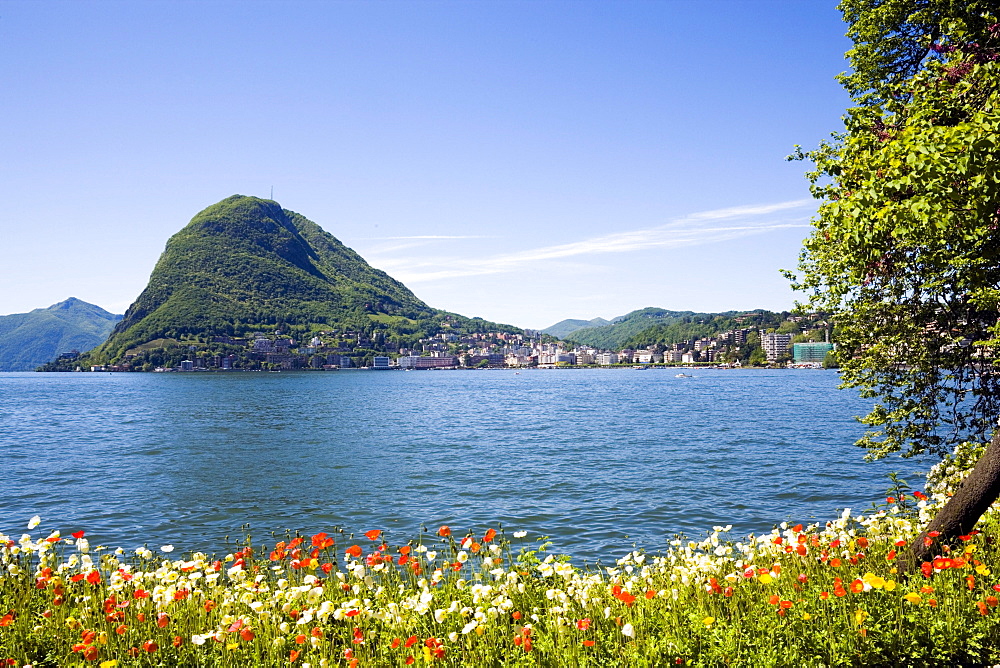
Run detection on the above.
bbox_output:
[540,317,611,339]
[0,298,122,371]
[65,195,518,369]
[547,307,791,350]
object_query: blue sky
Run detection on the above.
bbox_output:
[1,1,852,329]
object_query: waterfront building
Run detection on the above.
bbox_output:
[596,352,619,365]
[760,332,793,361]
[793,342,834,363]
[397,355,458,369]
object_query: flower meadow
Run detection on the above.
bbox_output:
[4,485,1000,666]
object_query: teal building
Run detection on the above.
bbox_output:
[793,342,834,363]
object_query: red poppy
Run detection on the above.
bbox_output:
[289,650,301,662]
[391,638,402,649]
[850,579,864,593]
[582,640,596,647]
[172,636,182,648]
[792,524,803,532]
[483,528,497,542]
[156,613,170,628]
[365,529,382,541]
[615,590,636,607]
[82,645,99,661]
[241,629,255,641]
[345,545,362,558]
[914,491,928,500]
[576,618,592,630]
[921,562,934,578]
[438,525,451,537]
[142,640,158,653]
[72,531,85,539]
[295,634,306,645]
[353,627,364,644]
[404,635,418,648]
[86,571,101,585]
[768,595,780,605]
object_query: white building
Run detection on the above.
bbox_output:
[596,352,619,365]
[760,332,793,362]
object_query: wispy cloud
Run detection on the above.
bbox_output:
[361,235,495,240]
[368,198,814,283]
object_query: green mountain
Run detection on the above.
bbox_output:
[541,317,611,339]
[0,298,122,371]
[564,307,787,350]
[79,195,517,366]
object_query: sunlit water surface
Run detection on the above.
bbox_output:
[0,369,928,562]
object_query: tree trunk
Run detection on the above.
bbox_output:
[901,430,1000,572]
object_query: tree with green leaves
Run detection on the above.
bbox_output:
[791,1,1000,568]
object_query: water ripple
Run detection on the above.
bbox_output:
[0,369,931,562]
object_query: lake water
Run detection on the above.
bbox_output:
[0,369,929,562]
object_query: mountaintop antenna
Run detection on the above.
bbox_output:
[270,186,274,200]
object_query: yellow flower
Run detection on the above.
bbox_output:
[758,573,773,584]
[802,613,812,621]
[100,661,119,668]
[854,609,868,626]
[702,616,715,627]
[976,564,991,575]
[861,573,885,589]
[903,593,922,604]
[884,580,897,591]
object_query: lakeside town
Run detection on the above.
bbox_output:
[74,317,836,373]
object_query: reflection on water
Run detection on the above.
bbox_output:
[0,369,929,561]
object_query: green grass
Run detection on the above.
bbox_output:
[4,492,1000,666]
